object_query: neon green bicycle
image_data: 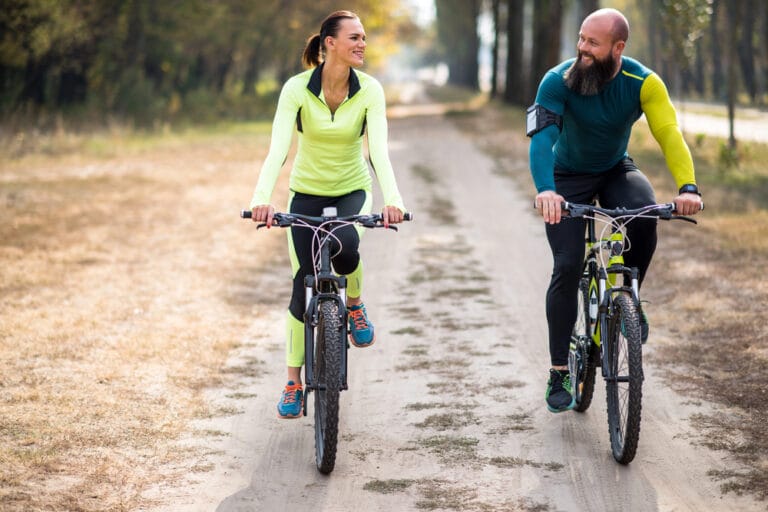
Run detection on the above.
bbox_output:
[565,202,698,464]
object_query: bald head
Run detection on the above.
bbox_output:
[583,8,629,44]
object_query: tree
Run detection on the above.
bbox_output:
[504,0,525,105]
[489,0,501,97]
[435,0,481,89]
[528,0,562,102]
[657,0,712,101]
[736,0,757,102]
[724,0,738,149]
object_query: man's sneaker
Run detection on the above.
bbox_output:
[546,369,575,413]
[348,303,375,347]
[639,308,649,344]
[277,381,303,419]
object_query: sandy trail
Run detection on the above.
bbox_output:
[146,111,764,512]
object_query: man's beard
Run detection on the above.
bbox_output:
[564,52,618,95]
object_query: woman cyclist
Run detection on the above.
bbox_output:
[248,10,407,419]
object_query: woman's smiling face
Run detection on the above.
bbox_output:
[327,17,366,67]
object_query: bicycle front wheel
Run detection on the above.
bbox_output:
[605,293,643,464]
[570,274,597,412]
[314,299,342,474]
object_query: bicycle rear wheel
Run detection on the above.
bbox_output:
[605,293,643,464]
[570,273,597,412]
[314,299,342,474]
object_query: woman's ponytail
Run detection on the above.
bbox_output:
[302,34,322,68]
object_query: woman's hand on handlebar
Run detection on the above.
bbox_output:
[535,190,566,225]
[251,204,275,227]
[673,193,703,217]
[381,205,404,228]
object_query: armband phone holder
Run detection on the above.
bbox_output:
[526,103,563,137]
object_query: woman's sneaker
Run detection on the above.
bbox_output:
[277,381,303,419]
[348,303,375,347]
[545,369,575,413]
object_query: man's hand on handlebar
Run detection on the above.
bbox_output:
[673,193,703,217]
[535,190,566,225]
[251,204,275,228]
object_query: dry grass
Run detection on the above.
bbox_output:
[0,123,286,510]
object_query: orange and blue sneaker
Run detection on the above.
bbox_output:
[348,303,375,347]
[277,381,303,419]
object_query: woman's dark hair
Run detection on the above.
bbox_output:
[302,10,359,68]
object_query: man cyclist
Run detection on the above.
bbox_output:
[527,8,703,413]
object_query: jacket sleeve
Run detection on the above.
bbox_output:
[528,71,565,193]
[640,73,696,188]
[365,79,406,212]
[249,79,301,209]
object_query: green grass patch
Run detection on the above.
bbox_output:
[363,478,416,494]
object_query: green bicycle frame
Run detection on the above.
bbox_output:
[586,226,640,346]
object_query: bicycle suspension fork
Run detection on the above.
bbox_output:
[303,240,350,395]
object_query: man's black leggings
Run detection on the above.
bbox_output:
[545,158,657,366]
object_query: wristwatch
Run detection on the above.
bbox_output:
[678,184,701,196]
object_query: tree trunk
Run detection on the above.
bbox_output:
[528,0,562,101]
[435,0,481,89]
[737,0,756,102]
[693,38,705,97]
[758,0,767,106]
[503,0,525,105]
[241,51,261,97]
[577,0,599,21]
[725,0,738,149]
[710,0,725,100]
[490,0,500,97]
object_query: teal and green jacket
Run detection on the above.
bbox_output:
[529,56,696,193]
[250,64,405,212]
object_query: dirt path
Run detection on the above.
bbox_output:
[144,112,766,511]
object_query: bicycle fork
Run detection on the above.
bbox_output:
[598,265,640,382]
[302,274,350,415]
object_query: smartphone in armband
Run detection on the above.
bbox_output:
[526,103,563,137]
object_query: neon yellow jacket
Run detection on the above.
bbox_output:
[250,64,405,212]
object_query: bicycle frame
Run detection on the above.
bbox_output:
[302,220,350,412]
[584,217,640,348]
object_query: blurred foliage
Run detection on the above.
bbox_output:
[0,0,420,127]
[659,0,713,66]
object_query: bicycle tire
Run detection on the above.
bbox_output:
[605,293,643,464]
[571,275,597,413]
[314,299,342,474]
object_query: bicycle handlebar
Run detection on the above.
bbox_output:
[240,210,413,230]
[562,202,700,224]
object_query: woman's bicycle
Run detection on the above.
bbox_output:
[565,202,698,464]
[241,207,410,474]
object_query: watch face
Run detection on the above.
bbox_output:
[680,185,700,195]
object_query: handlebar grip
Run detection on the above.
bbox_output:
[403,212,413,221]
[240,210,252,219]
